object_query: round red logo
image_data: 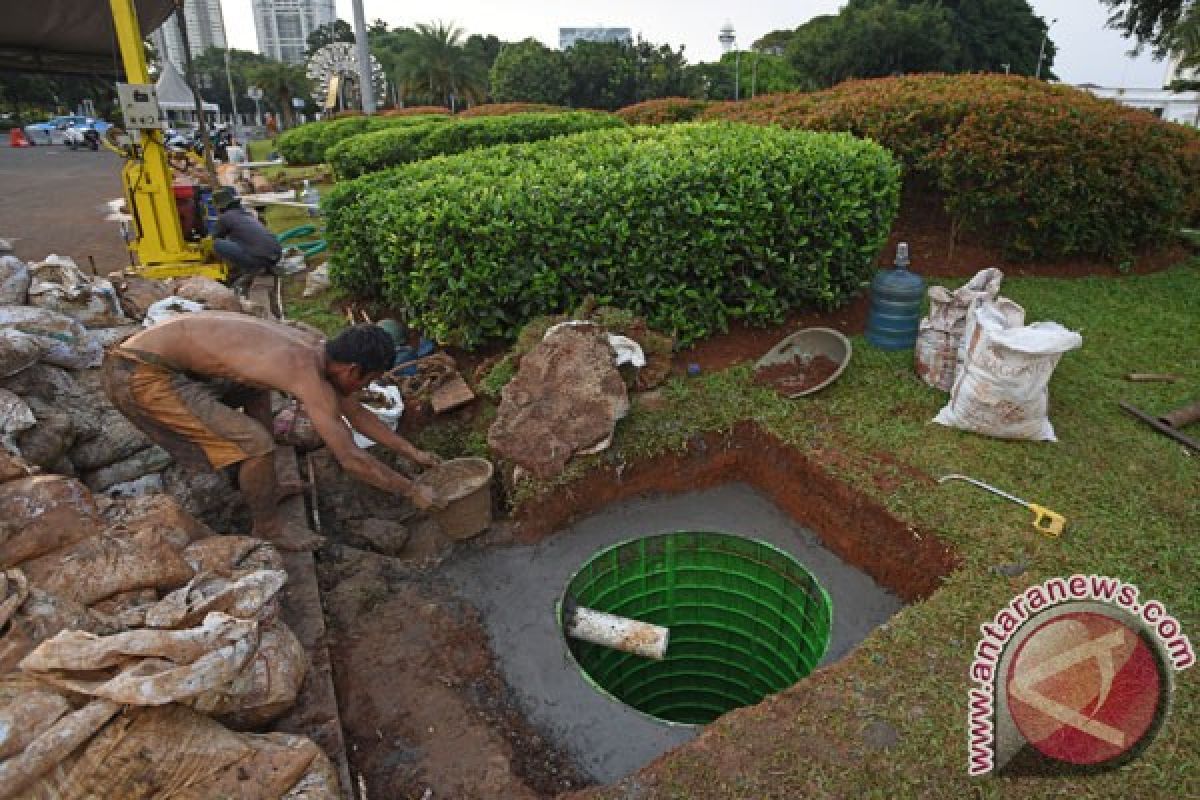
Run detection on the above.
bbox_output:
[1005,610,1167,767]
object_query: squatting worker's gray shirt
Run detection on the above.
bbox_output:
[215,207,283,264]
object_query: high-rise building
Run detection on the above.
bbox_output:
[559,27,633,50]
[253,0,337,64]
[150,0,227,74]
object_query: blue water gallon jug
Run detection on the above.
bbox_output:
[865,242,925,350]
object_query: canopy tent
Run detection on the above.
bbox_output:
[0,0,174,75]
[156,60,218,112]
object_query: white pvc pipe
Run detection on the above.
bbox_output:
[565,606,670,661]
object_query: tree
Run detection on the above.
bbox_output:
[393,21,487,109]
[785,1,961,88]
[1103,0,1200,73]
[191,47,273,116]
[489,38,569,104]
[306,19,354,58]
[753,30,797,55]
[248,61,311,127]
[947,0,1055,75]
[465,34,505,78]
[564,40,635,109]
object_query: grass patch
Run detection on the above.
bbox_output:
[256,188,344,337]
[521,259,1200,799]
[246,138,275,161]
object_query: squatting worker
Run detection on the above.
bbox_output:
[102,313,441,551]
[211,187,281,288]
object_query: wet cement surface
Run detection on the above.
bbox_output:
[443,482,903,784]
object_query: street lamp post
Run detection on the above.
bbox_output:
[247,86,264,127]
[223,48,241,143]
[1036,18,1058,80]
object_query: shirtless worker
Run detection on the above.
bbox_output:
[103,312,440,551]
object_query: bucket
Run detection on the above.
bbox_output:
[415,457,494,540]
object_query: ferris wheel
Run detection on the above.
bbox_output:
[305,42,387,110]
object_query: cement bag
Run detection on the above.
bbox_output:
[352,382,404,449]
[81,444,172,493]
[0,674,72,761]
[26,256,125,328]
[0,475,100,568]
[171,276,242,312]
[102,493,215,551]
[19,612,259,706]
[0,697,120,800]
[19,526,193,606]
[68,409,153,472]
[0,389,36,453]
[192,620,308,729]
[933,300,1082,441]
[143,296,204,327]
[0,450,34,483]
[302,263,330,297]
[0,256,30,305]
[143,569,288,629]
[0,330,45,378]
[282,748,342,799]
[16,704,321,800]
[915,267,1004,392]
[0,581,121,675]
[183,535,285,576]
[0,306,102,370]
[114,276,171,320]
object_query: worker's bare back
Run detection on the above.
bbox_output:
[121,312,326,395]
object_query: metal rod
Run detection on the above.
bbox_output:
[937,474,1029,508]
[1120,402,1200,453]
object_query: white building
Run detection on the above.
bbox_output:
[151,0,226,74]
[1076,56,1200,127]
[253,0,337,64]
[559,27,633,50]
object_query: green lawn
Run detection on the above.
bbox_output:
[511,260,1198,799]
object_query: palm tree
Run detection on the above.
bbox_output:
[394,21,487,109]
[249,62,310,128]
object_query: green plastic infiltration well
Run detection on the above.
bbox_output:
[562,532,833,726]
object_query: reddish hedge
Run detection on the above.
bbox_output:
[702,74,1200,262]
[457,102,566,117]
[380,106,451,117]
[617,97,712,126]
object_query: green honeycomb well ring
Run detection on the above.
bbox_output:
[561,532,833,726]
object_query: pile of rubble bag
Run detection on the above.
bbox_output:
[0,242,340,798]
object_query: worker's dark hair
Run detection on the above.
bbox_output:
[325,325,395,374]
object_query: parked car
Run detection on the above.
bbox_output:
[23,115,111,145]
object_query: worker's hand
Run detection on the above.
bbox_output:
[407,483,437,511]
[413,450,442,469]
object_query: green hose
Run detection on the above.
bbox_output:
[276,224,317,243]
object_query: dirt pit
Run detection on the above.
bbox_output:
[311,424,957,797]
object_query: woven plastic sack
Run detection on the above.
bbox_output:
[0,476,100,569]
[0,579,120,675]
[0,329,44,378]
[0,306,102,370]
[915,267,1003,392]
[192,620,308,729]
[933,299,1082,441]
[19,526,193,606]
[0,255,30,306]
[19,611,259,706]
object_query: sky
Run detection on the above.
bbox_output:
[219,0,1176,88]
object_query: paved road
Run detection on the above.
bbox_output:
[0,142,132,273]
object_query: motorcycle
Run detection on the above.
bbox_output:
[63,125,100,151]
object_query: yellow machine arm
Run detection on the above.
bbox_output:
[109,0,225,280]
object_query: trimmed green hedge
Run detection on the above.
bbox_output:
[326,123,900,346]
[276,114,448,165]
[327,111,626,179]
[703,74,1200,262]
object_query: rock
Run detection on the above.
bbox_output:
[83,445,171,492]
[172,276,242,312]
[344,518,411,557]
[115,276,172,320]
[488,327,629,480]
